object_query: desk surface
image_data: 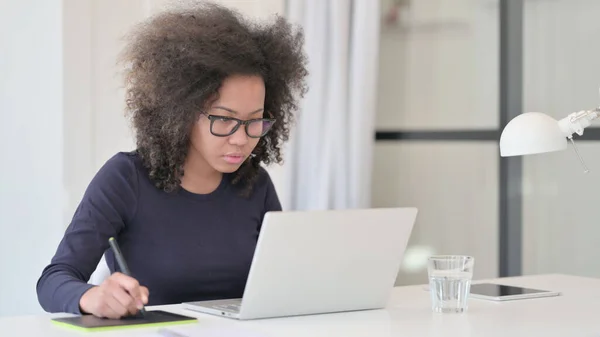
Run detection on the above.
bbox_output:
[2,274,599,336]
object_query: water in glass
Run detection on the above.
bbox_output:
[429,270,472,313]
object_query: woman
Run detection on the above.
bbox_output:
[36,2,307,319]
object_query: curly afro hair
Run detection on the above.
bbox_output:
[119,2,308,195]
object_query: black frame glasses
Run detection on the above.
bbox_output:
[201,113,276,138]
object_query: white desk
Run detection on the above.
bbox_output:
[2,274,599,336]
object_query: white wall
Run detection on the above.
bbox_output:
[377,0,498,131]
[373,0,500,285]
[0,0,65,316]
[522,0,600,277]
[375,0,600,282]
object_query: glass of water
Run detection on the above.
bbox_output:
[427,255,474,313]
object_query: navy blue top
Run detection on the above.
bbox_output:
[36,151,281,314]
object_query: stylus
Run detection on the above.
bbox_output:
[108,237,147,316]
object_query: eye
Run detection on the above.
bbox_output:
[212,116,232,122]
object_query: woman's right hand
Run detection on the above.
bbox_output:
[79,272,149,318]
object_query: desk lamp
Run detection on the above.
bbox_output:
[499,106,600,172]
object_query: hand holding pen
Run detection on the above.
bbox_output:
[78,237,149,319]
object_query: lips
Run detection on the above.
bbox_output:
[223,154,245,164]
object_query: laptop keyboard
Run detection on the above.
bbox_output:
[213,303,241,312]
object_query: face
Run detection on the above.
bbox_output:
[190,74,267,174]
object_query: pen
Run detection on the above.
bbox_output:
[108,237,147,316]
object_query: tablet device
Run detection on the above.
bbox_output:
[469,283,561,301]
[51,310,197,332]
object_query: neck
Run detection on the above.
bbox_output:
[180,149,222,194]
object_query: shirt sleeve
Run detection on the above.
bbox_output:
[36,153,139,314]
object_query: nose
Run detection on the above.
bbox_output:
[228,125,249,146]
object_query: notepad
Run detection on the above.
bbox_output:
[51,310,197,332]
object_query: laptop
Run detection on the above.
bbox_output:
[183,207,418,320]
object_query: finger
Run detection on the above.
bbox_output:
[100,305,121,320]
[110,285,140,315]
[104,290,130,318]
[99,298,124,319]
[111,273,143,303]
[140,286,149,304]
[112,273,145,310]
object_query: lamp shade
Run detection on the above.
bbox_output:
[499,112,567,157]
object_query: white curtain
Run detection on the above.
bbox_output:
[282,0,381,210]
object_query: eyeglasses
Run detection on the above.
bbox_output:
[201,113,276,138]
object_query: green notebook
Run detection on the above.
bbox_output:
[51,310,197,332]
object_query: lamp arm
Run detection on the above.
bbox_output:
[557,107,600,138]
[555,107,600,174]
